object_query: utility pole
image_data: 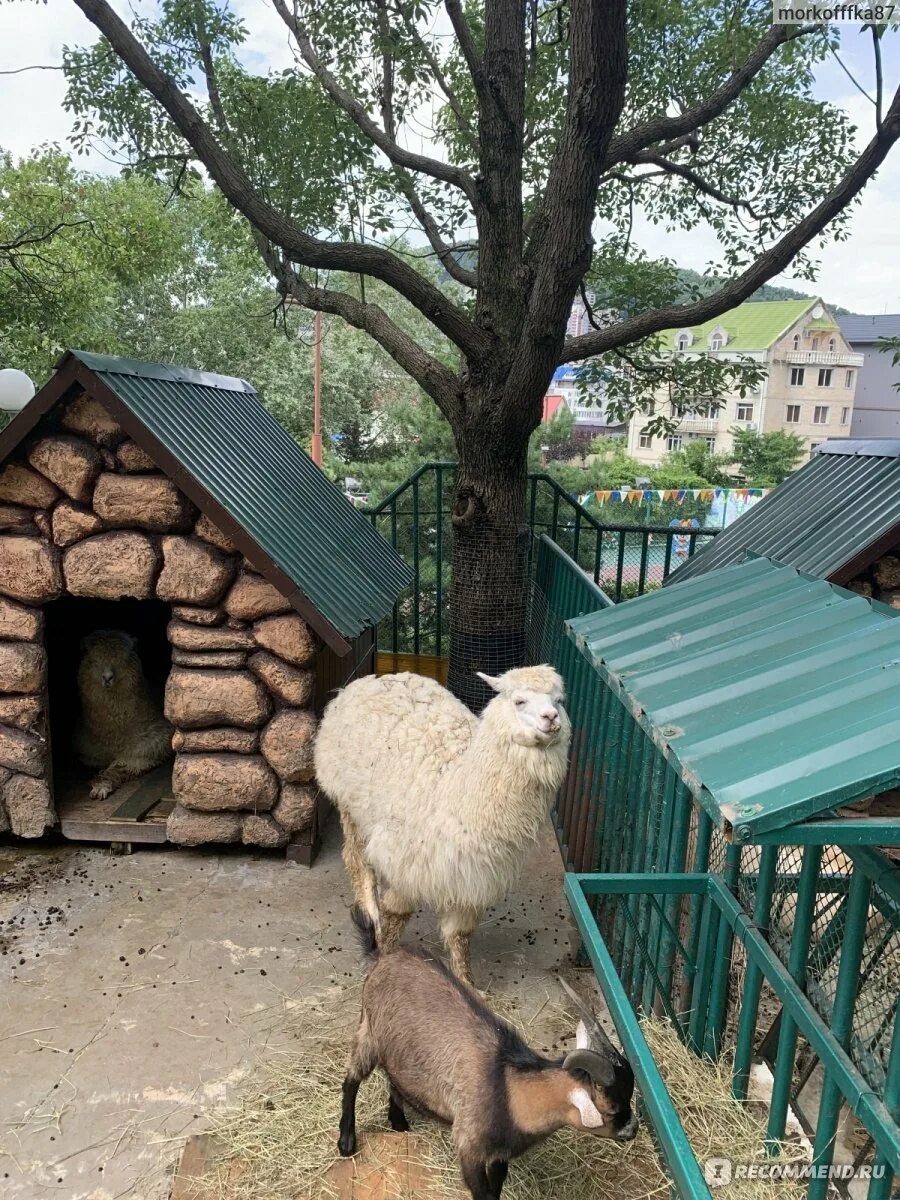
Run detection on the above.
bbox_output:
[311,310,323,465]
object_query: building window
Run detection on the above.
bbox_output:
[792,333,801,350]
[813,405,829,425]
[811,336,820,351]
[841,406,850,425]
[785,404,801,423]
[704,437,717,452]
[790,367,805,386]
[676,331,691,351]
[818,368,833,387]
[736,403,754,421]
[845,369,854,388]
[828,337,836,352]
[810,441,822,454]
[710,334,724,351]
[639,432,652,448]
[667,434,683,451]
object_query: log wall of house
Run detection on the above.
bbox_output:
[0,388,319,847]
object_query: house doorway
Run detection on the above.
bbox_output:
[45,596,175,843]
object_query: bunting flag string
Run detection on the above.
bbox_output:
[586,486,769,506]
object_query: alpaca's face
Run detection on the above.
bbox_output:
[78,631,142,694]
[477,666,570,747]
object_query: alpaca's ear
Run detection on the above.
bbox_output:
[475,671,503,692]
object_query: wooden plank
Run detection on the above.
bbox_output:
[322,1131,442,1200]
[59,816,169,844]
[109,763,173,821]
[375,652,448,685]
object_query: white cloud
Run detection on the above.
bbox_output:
[0,3,102,162]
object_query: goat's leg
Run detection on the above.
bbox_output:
[487,1160,509,1197]
[440,907,480,986]
[387,1083,410,1132]
[337,1016,377,1157]
[340,811,380,931]
[459,1156,495,1200]
[379,886,413,952]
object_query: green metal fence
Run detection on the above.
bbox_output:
[527,539,900,1200]
[363,462,718,656]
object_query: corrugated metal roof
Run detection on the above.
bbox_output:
[667,441,900,585]
[838,313,900,344]
[568,557,900,838]
[66,351,411,647]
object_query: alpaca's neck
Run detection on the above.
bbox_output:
[443,720,569,841]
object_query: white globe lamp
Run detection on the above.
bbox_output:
[0,368,35,413]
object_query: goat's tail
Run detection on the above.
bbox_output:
[350,905,380,969]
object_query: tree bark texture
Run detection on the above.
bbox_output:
[447,413,530,710]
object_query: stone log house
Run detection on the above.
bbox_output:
[0,351,410,859]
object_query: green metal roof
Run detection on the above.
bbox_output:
[568,556,900,839]
[660,299,814,352]
[668,440,900,586]
[53,351,410,649]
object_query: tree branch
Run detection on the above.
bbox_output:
[71,0,488,361]
[562,83,900,362]
[394,7,477,146]
[444,0,489,111]
[621,151,764,219]
[258,238,461,417]
[270,0,478,206]
[397,175,478,287]
[605,24,818,168]
[511,0,628,396]
[0,63,62,75]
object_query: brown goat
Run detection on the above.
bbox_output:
[338,910,636,1200]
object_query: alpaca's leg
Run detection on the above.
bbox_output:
[379,886,413,952]
[89,732,172,800]
[440,907,480,986]
[340,812,380,930]
[89,763,133,800]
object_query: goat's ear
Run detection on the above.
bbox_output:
[475,671,503,692]
[569,1087,605,1129]
[575,1020,591,1051]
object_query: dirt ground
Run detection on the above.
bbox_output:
[0,819,577,1200]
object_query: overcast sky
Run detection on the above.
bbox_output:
[1,2,898,314]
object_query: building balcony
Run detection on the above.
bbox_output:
[675,416,719,432]
[780,350,864,367]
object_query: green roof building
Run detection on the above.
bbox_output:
[627,297,863,468]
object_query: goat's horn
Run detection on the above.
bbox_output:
[563,1049,614,1086]
[558,976,618,1057]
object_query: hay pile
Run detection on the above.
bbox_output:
[195,985,808,1200]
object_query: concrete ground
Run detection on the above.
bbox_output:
[0,819,576,1200]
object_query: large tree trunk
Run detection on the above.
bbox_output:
[447,426,530,711]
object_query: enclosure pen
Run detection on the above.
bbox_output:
[526,545,900,1200]
[364,465,718,671]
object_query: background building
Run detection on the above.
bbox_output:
[837,314,900,437]
[621,298,861,466]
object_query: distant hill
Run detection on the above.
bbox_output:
[674,267,849,314]
[438,255,849,314]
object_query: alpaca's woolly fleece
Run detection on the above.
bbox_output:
[74,630,173,797]
[314,668,571,913]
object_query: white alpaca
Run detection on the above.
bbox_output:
[314,665,571,983]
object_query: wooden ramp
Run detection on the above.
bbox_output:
[57,762,174,844]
